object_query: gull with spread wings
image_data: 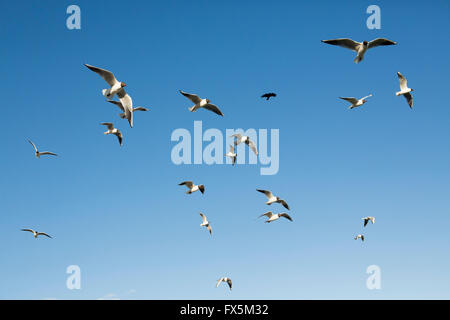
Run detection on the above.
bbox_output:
[100,123,123,146]
[179,90,224,116]
[231,134,258,155]
[396,72,414,108]
[199,212,212,235]
[178,181,205,194]
[258,211,293,223]
[21,228,52,239]
[339,94,372,109]
[28,140,57,158]
[216,277,232,291]
[256,189,290,210]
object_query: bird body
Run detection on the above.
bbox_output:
[21,229,52,238]
[259,211,293,223]
[321,38,397,63]
[216,277,232,290]
[362,216,375,227]
[225,145,237,165]
[179,90,224,116]
[261,93,277,100]
[199,213,212,235]
[101,123,123,146]
[396,72,414,108]
[231,134,258,155]
[339,94,372,109]
[256,189,290,210]
[354,234,365,241]
[179,181,205,194]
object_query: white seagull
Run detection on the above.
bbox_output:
[256,189,290,210]
[339,94,372,109]
[21,228,52,239]
[231,134,258,155]
[396,72,414,108]
[259,211,293,223]
[28,140,57,158]
[225,144,237,165]
[178,181,205,194]
[179,90,224,116]
[354,234,365,242]
[85,64,134,127]
[199,212,212,235]
[101,123,123,146]
[321,38,397,63]
[362,216,375,227]
[216,277,232,291]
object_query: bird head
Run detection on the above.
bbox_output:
[121,82,127,87]
[206,99,211,103]
[363,41,369,46]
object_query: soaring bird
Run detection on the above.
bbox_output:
[256,189,290,210]
[231,134,258,155]
[21,229,52,239]
[85,64,134,127]
[362,216,375,227]
[28,140,57,158]
[258,211,293,223]
[321,38,397,63]
[178,181,205,194]
[261,93,277,100]
[199,212,212,235]
[100,123,123,146]
[179,90,224,116]
[396,72,414,108]
[354,234,365,242]
[225,145,237,165]
[216,277,232,290]
[339,94,372,109]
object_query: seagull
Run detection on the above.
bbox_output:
[216,277,232,291]
[27,140,57,158]
[108,100,149,123]
[231,134,258,155]
[85,64,134,127]
[179,90,224,116]
[225,145,237,165]
[396,72,414,108]
[259,211,293,223]
[256,189,290,210]
[21,229,52,239]
[199,212,212,235]
[261,93,277,100]
[362,216,375,227]
[354,234,365,242]
[339,94,372,109]
[178,181,205,194]
[100,123,123,146]
[321,38,397,63]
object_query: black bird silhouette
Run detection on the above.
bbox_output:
[261,93,277,100]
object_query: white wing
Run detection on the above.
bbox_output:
[84,64,119,86]
[179,90,202,104]
[117,89,133,128]
[397,72,408,91]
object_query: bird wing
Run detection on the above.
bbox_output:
[368,38,397,49]
[363,219,368,227]
[247,139,258,155]
[229,145,235,153]
[115,131,123,146]
[84,64,118,86]
[339,97,358,104]
[101,122,114,130]
[39,152,58,156]
[403,92,413,108]
[37,232,52,238]
[280,200,290,210]
[21,229,34,233]
[279,213,293,221]
[361,94,372,100]
[257,189,273,199]
[179,181,194,189]
[231,134,243,145]
[321,38,360,51]
[133,107,149,112]
[216,278,223,287]
[370,217,375,224]
[179,90,202,104]
[397,72,408,91]
[203,103,224,116]
[226,279,232,290]
[117,89,133,128]
[28,140,38,152]
[199,212,207,223]
[259,211,273,218]
[207,224,212,235]
[107,100,125,112]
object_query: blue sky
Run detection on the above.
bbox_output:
[0,0,449,299]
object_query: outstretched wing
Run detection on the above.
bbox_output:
[39,152,58,157]
[115,131,123,146]
[280,200,290,210]
[339,97,358,104]
[133,107,149,112]
[257,189,273,199]
[101,122,114,130]
[403,92,413,108]
[279,213,293,221]
[21,228,34,233]
[368,38,397,49]
[199,212,207,223]
[203,103,224,116]
[226,279,232,290]
[179,90,202,104]
[84,64,118,86]
[321,38,360,51]
[179,181,194,189]
[397,72,408,91]
[37,232,52,238]
[259,211,273,219]
[107,100,125,112]
[247,139,258,155]
[28,140,38,152]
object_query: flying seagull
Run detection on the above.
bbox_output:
[362,216,375,227]
[231,134,258,155]
[396,72,414,108]
[216,277,232,291]
[199,212,212,235]
[339,94,372,109]
[261,93,277,100]
[259,211,293,223]
[354,234,365,242]
[21,229,52,239]
[225,144,237,165]
[321,38,397,63]
[179,90,224,116]
[85,64,134,127]
[178,181,205,194]
[101,123,123,146]
[256,189,290,210]
[108,100,149,123]
[28,140,57,158]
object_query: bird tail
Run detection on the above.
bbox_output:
[102,89,113,99]
[353,56,362,64]
[396,91,402,96]
[188,106,196,112]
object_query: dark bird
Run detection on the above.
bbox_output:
[261,93,277,100]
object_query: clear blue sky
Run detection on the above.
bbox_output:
[0,0,449,299]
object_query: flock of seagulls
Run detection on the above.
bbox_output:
[21,32,415,292]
